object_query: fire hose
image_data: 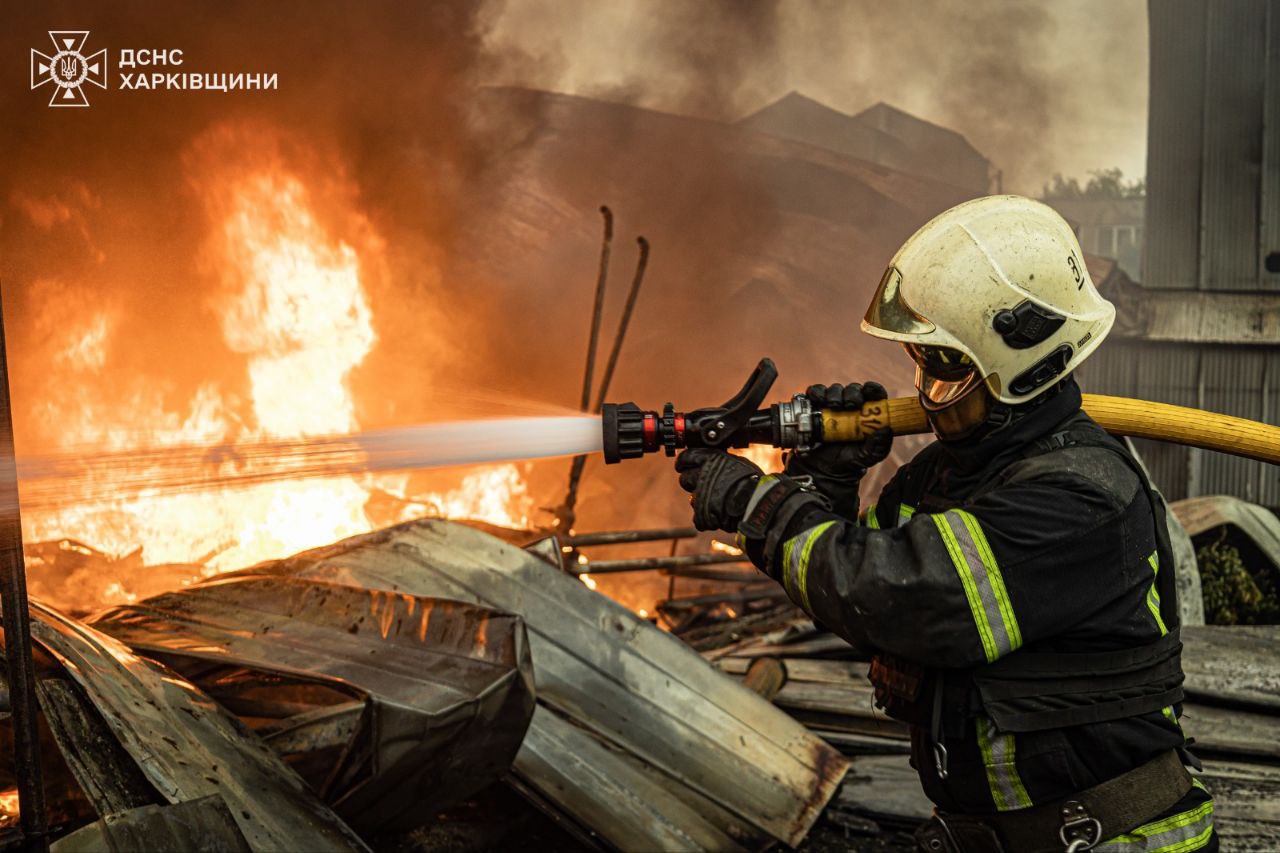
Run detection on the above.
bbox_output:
[601,358,1280,466]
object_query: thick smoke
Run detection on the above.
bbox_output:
[482,0,1150,192]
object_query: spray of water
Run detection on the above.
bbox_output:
[12,416,604,511]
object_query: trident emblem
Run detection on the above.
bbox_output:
[31,31,107,108]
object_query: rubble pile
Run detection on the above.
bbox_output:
[687,588,1280,850]
[4,516,1278,851]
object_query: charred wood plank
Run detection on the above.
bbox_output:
[577,553,747,574]
[661,566,763,583]
[807,729,911,756]
[718,657,870,685]
[1182,625,1280,712]
[51,795,251,853]
[718,633,863,660]
[1178,701,1280,762]
[742,658,787,701]
[1198,759,1280,844]
[35,678,155,818]
[563,528,696,547]
[835,755,931,827]
[513,704,760,851]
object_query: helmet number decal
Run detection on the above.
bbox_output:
[1068,254,1085,290]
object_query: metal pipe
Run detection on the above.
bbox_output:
[560,206,615,531]
[659,587,788,610]
[592,236,650,411]
[563,526,696,547]
[0,288,49,851]
[574,552,745,575]
[662,566,763,583]
[579,205,613,412]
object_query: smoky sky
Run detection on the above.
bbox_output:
[482,0,1150,193]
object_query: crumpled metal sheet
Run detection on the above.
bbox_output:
[30,602,367,852]
[51,794,251,853]
[226,519,848,850]
[89,576,535,835]
[515,703,760,851]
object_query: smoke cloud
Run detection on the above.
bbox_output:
[482,0,1150,192]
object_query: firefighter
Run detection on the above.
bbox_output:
[676,196,1215,852]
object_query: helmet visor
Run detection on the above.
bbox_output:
[864,266,935,336]
[905,344,982,411]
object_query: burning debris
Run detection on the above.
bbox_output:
[91,576,536,837]
[0,519,852,850]
[10,511,1277,851]
[16,601,368,851]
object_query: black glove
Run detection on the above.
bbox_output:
[785,382,893,519]
[675,448,763,532]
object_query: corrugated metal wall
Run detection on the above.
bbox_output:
[1143,0,1207,290]
[1123,1,1280,507]
[1143,0,1280,292]
[1265,4,1280,276]
[1080,345,1280,505]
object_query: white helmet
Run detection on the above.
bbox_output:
[861,194,1115,409]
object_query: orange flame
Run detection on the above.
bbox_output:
[21,131,532,612]
[0,789,17,827]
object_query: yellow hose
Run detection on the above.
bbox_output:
[821,395,1280,466]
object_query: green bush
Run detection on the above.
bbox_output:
[1197,530,1280,625]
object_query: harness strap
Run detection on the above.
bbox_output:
[936,753,1192,850]
[955,749,1194,852]
[974,630,1185,731]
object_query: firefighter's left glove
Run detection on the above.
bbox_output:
[675,449,763,533]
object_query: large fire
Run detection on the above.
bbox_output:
[19,130,532,613]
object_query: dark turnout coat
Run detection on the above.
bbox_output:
[747,380,1215,849]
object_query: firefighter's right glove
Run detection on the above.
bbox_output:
[675,448,762,533]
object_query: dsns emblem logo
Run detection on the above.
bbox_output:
[31,31,107,107]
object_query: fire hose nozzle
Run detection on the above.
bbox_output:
[600,402,655,463]
[600,394,925,464]
[600,358,930,464]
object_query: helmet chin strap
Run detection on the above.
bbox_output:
[925,384,995,443]
[928,377,1070,445]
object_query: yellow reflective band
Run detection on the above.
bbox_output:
[931,510,1022,662]
[898,504,915,527]
[1096,798,1214,852]
[976,717,1032,811]
[781,537,799,604]
[796,521,835,613]
[960,511,1022,651]
[864,504,880,529]
[781,521,836,615]
[1147,550,1168,636]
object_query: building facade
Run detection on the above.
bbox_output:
[1079,0,1280,506]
